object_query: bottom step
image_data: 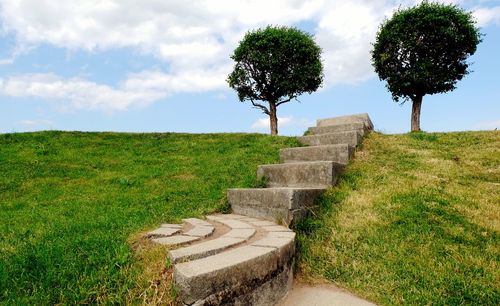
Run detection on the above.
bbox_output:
[174,242,294,305]
[146,214,296,305]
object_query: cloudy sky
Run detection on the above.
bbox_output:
[1,0,499,135]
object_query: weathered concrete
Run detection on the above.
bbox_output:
[174,235,295,305]
[280,144,353,165]
[232,259,293,306]
[228,187,325,225]
[268,231,296,239]
[229,205,293,227]
[146,227,181,237]
[222,228,256,239]
[248,220,278,227]
[308,121,366,135]
[277,283,376,306]
[317,113,373,130]
[152,235,200,245]
[185,225,215,238]
[262,225,293,232]
[147,113,373,305]
[257,161,344,188]
[208,218,254,229]
[298,130,363,147]
[183,218,212,227]
[169,237,245,263]
[252,237,293,249]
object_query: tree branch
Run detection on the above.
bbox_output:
[249,98,270,115]
[276,95,296,107]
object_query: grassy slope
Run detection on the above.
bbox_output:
[0,131,299,304]
[297,131,500,305]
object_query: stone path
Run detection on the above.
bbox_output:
[146,113,374,305]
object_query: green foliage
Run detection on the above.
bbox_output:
[371,2,481,103]
[227,25,323,112]
[0,131,299,304]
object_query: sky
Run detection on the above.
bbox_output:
[0,0,499,136]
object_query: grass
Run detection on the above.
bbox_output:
[296,131,500,305]
[0,131,299,304]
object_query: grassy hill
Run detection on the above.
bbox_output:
[0,131,299,304]
[1,130,498,305]
[297,131,499,305]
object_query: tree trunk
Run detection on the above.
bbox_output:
[411,95,423,132]
[269,102,278,135]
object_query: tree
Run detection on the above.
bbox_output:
[228,26,323,135]
[371,2,481,131]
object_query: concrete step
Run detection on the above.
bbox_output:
[280,144,353,165]
[308,121,368,136]
[143,113,374,305]
[316,113,373,130]
[173,214,295,305]
[298,130,363,147]
[228,187,325,225]
[169,215,259,264]
[146,218,216,246]
[257,161,344,188]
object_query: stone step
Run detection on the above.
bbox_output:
[257,161,344,188]
[147,217,217,246]
[308,121,368,136]
[170,237,245,263]
[298,130,363,147]
[228,187,325,225]
[169,215,258,264]
[152,235,201,245]
[142,113,374,306]
[316,113,373,130]
[173,215,295,305]
[280,144,353,165]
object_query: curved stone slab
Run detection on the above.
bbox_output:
[221,228,256,239]
[152,235,200,246]
[174,234,295,305]
[146,227,181,237]
[183,218,212,227]
[184,225,214,238]
[169,237,245,263]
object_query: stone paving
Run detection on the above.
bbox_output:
[145,113,374,305]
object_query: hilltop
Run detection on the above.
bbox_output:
[0,130,498,304]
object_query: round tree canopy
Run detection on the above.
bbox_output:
[371,2,481,103]
[228,26,323,106]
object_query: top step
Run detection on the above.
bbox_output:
[316,113,373,130]
[308,122,368,136]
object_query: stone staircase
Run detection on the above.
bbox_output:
[146,113,373,305]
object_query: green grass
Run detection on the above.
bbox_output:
[0,131,299,304]
[297,131,500,305]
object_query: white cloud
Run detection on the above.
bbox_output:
[0,0,389,90]
[0,0,497,111]
[0,69,228,111]
[473,6,500,27]
[18,119,52,126]
[251,116,313,130]
[251,116,291,130]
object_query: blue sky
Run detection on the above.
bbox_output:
[1,0,499,135]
